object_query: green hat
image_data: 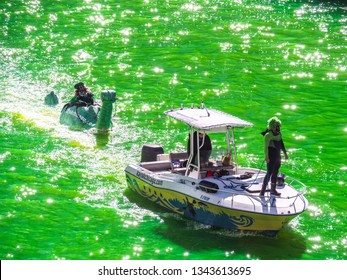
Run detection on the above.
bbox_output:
[267,116,281,130]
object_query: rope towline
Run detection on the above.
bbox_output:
[246,160,265,190]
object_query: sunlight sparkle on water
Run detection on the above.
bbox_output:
[326,72,338,80]
[72,49,94,62]
[309,236,321,242]
[134,246,143,252]
[170,74,179,85]
[120,28,132,36]
[46,198,54,204]
[308,205,323,216]
[20,186,37,198]
[133,246,143,257]
[220,42,233,52]
[141,104,151,112]
[123,220,139,228]
[225,251,235,257]
[178,30,189,35]
[181,3,202,12]
[88,15,112,26]
[25,25,37,33]
[230,23,251,32]
[284,104,297,110]
[154,67,164,73]
[292,133,306,140]
[165,247,173,253]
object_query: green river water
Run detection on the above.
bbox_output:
[0,0,346,260]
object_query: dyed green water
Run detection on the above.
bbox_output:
[0,0,346,260]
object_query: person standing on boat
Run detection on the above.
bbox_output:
[187,131,212,167]
[260,117,288,197]
[72,82,94,105]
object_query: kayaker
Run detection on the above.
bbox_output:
[73,82,94,105]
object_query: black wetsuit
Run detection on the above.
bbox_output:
[263,131,287,186]
[187,132,212,165]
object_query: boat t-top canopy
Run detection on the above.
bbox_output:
[165,106,254,177]
[165,107,253,132]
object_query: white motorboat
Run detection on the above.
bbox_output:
[125,106,308,236]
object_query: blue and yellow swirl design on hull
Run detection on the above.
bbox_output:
[126,173,185,214]
[126,172,289,234]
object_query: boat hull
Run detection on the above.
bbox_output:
[125,171,299,235]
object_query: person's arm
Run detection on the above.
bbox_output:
[204,134,212,150]
[69,95,79,103]
[280,138,288,159]
[86,89,94,97]
[264,133,271,161]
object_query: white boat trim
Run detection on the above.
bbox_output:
[165,107,253,132]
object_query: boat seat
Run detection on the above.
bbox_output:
[169,152,189,173]
[157,153,170,161]
[140,160,171,172]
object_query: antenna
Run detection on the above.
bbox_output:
[201,100,210,117]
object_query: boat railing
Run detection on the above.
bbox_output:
[196,175,308,212]
[279,176,308,212]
